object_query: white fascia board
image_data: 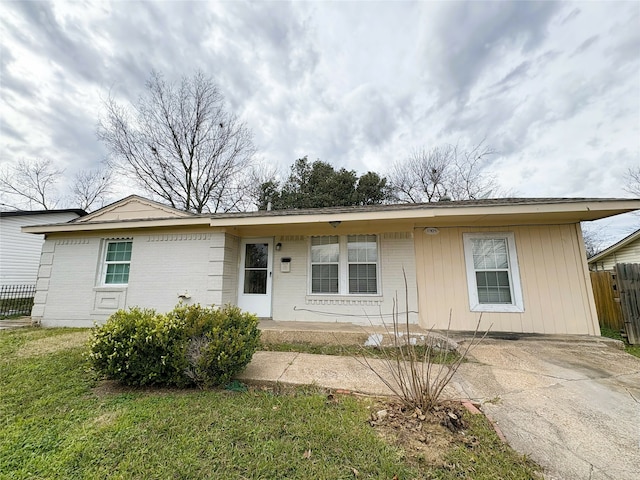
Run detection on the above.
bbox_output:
[22,217,212,234]
[208,200,640,228]
[20,199,640,233]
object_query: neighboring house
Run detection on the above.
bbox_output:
[588,228,640,271]
[22,195,640,335]
[0,209,87,287]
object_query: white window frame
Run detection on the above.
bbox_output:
[463,232,524,313]
[102,239,133,286]
[310,236,340,294]
[308,235,380,296]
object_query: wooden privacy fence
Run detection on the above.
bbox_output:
[590,271,623,330]
[590,264,640,344]
[616,263,640,345]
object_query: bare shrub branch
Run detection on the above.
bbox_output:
[355,271,489,412]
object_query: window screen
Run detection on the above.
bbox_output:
[104,241,132,284]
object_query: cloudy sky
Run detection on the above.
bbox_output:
[1,0,639,242]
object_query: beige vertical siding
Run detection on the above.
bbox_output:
[414,224,599,335]
[271,233,419,325]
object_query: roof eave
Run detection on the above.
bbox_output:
[587,228,640,263]
[20,199,640,234]
[22,216,212,234]
[208,200,640,228]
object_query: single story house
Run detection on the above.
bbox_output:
[588,228,640,271]
[22,195,640,335]
[1,209,87,287]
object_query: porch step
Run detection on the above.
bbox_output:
[258,319,456,350]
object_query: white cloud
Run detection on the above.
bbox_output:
[0,0,638,241]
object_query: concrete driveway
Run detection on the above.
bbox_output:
[453,338,640,480]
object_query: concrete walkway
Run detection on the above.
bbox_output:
[237,350,457,397]
[238,351,392,395]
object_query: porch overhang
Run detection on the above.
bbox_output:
[209,198,640,237]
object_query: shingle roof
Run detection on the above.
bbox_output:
[208,197,629,219]
[19,196,640,233]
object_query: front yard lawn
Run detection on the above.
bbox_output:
[1,328,540,479]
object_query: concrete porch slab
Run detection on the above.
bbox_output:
[259,319,450,348]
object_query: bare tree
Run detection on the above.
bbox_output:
[237,160,281,211]
[72,167,113,211]
[97,70,256,213]
[0,158,63,210]
[581,222,607,258]
[625,166,640,197]
[389,141,502,203]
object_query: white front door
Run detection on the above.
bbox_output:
[237,238,273,317]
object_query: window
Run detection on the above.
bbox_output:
[463,233,523,312]
[348,235,378,294]
[104,241,132,285]
[311,236,339,293]
[310,235,379,295]
[243,242,269,294]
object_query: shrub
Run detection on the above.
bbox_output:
[88,307,189,386]
[178,304,261,387]
[88,304,260,388]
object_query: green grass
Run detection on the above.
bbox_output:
[439,414,540,480]
[600,326,640,358]
[261,341,461,363]
[1,328,540,479]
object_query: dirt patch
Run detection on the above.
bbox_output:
[17,331,90,357]
[92,380,134,397]
[92,379,204,398]
[368,399,476,468]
